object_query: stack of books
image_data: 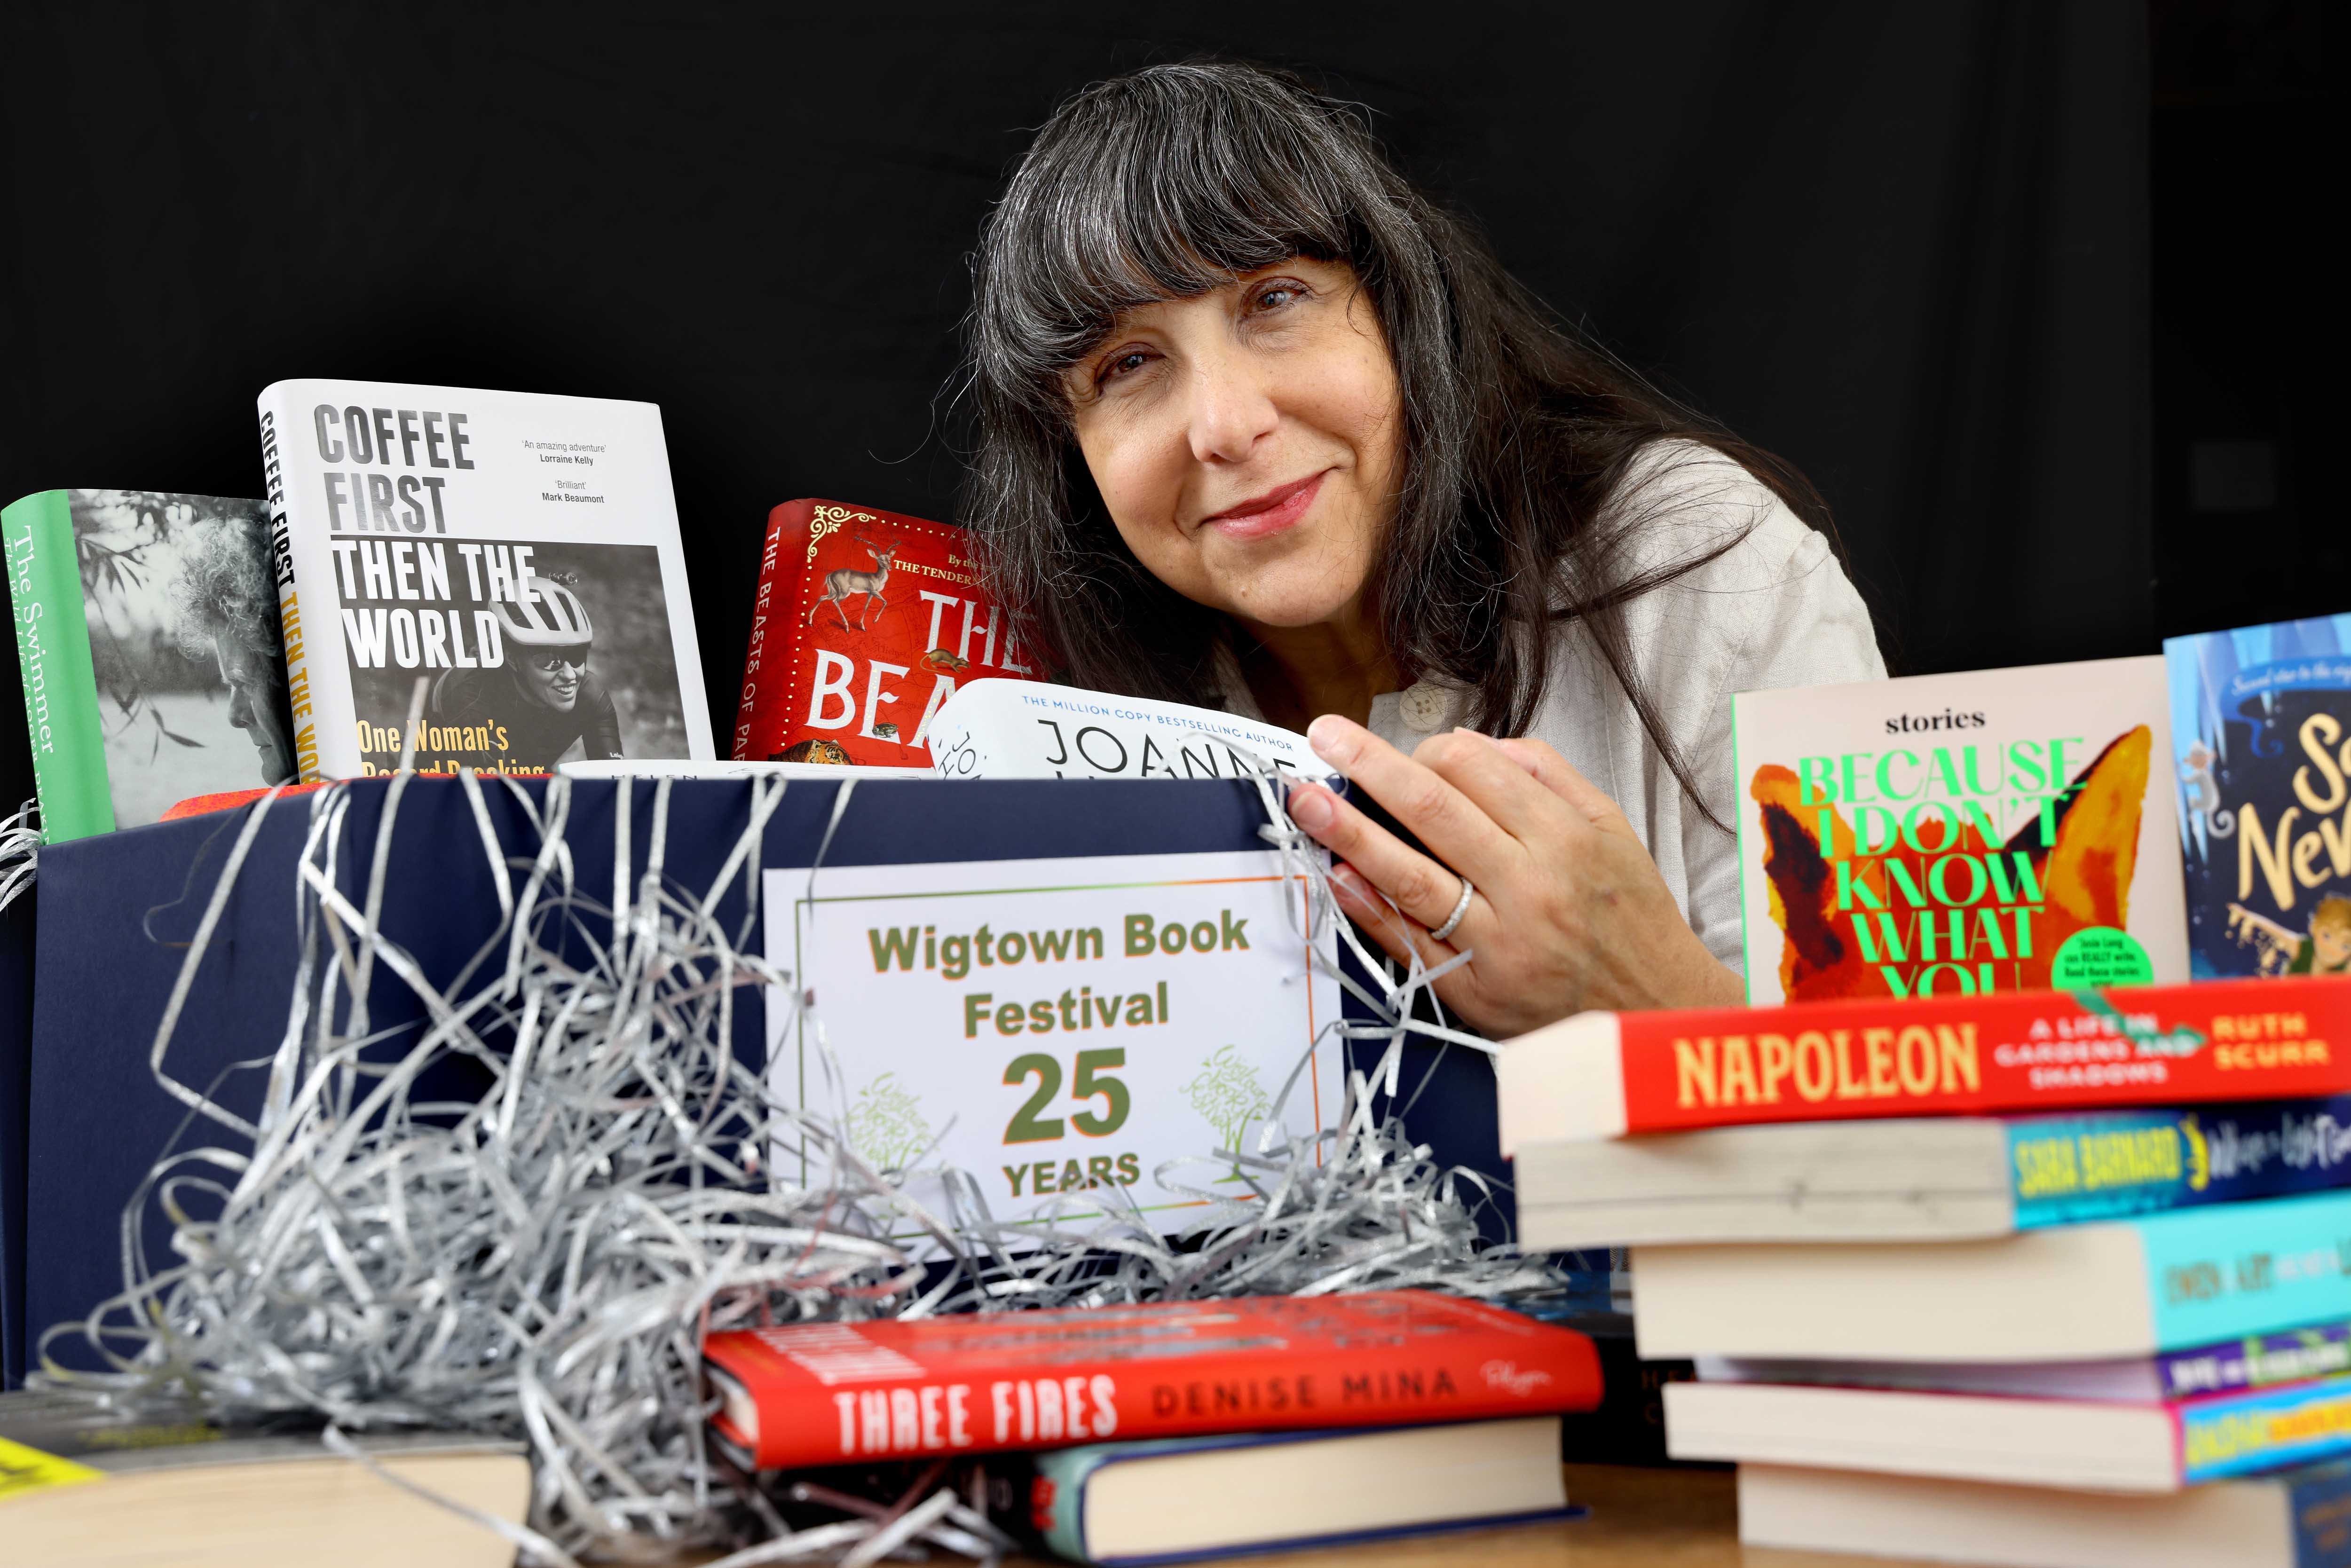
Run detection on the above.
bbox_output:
[1500,973,2351,1566]
[699,1291,1603,1566]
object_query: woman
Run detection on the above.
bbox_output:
[171,517,299,788]
[962,61,1884,1040]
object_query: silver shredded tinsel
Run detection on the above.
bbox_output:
[34,759,1561,1564]
[0,796,37,915]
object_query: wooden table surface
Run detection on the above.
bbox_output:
[980,1464,1931,1568]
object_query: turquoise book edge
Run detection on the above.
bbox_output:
[2139,1191,2351,1348]
[1,491,111,842]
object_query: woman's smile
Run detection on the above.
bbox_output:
[1199,470,1329,541]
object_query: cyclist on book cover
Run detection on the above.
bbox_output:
[429,571,624,768]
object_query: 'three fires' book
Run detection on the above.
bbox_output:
[732,499,1044,768]
[257,380,713,780]
[2,490,300,842]
[1732,656,2190,1005]
[2166,613,2351,981]
[700,1291,1601,1470]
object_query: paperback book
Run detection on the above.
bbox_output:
[1497,972,2351,1145]
[1733,655,2189,1004]
[2,489,299,841]
[1513,1095,2351,1249]
[1665,1373,2351,1488]
[925,678,1324,781]
[256,380,712,779]
[2168,613,2351,981]
[733,500,1042,768]
[701,1291,1601,1471]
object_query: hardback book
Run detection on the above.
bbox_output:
[1514,1095,2351,1249]
[991,1417,1573,1566]
[2,489,300,842]
[700,1291,1602,1471]
[1698,1317,2351,1404]
[0,1387,529,1567]
[1496,971,2351,1146]
[1666,1374,2351,1489]
[1733,655,2189,1003]
[732,499,1042,768]
[1736,1458,2351,1568]
[925,678,1324,781]
[256,379,713,780]
[2167,613,2351,981]
[1627,1190,2351,1363]
[1521,1308,1699,1467]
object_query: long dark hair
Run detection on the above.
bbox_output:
[960,60,1835,814]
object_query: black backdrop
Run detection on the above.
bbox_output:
[0,1,2161,812]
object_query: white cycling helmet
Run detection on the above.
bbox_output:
[496,577,595,647]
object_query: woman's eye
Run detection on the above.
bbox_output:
[1251,283,1305,312]
[1098,349,1153,384]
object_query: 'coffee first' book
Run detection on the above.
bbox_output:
[1733,655,2189,1004]
[257,380,713,779]
[732,499,1043,768]
[1499,972,2349,1145]
[3,490,299,842]
[701,1291,1601,1471]
[2168,613,2351,981]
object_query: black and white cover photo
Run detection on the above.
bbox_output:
[72,489,298,824]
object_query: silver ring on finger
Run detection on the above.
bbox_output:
[1429,874,1475,943]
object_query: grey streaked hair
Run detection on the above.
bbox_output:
[959,60,1835,822]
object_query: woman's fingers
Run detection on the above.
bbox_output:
[1302,716,1526,883]
[1412,727,1579,845]
[1285,777,1484,934]
[1327,861,1483,1008]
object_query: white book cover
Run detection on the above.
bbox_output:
[258,379,712,779]
[1731,654,2189,1005]
[924,678,1328,781]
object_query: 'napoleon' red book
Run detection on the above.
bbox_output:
[700,1292,1602,1470]
[1499,973,2351,1145]
[731,499,1044,768]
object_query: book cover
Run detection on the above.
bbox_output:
[2006,1096,2351,1229]
[257,380,712,779]
[2167,614,2351,981]
[926,679,1325,781]
[1498,972,2351,1144]
[2,489,299,842]
[732,499,1042,768]
[701,1291,1602,1471]
[1733,656,2190,1004]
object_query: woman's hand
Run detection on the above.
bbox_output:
[1284,716,1746,1039]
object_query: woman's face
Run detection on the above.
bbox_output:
[1064,258,1403,633]
[214,638,296,785]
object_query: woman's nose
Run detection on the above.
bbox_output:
[226,684,253,728]
[1183,358,1278,465]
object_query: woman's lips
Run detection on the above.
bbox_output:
[1202,470,1327,540]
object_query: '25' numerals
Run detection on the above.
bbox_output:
[1004,1049,1130,1143]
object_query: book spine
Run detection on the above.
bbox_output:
[730,505,789,760]
[2157,1321,2351,1399]
[2288,1452,2351,1568]
[711,1329,1601,1471]
[2007,1098,2351,1229]
[256,390,324,782]
[0,491,111,841]
[1610,973,2351,1134]
[2178,1373,2351,1483]
[2139,1192,2351,1349]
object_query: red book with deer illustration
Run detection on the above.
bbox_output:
[732,499,1044,768]
[700,1292,1602,1470]
[1497,973,2351,1144]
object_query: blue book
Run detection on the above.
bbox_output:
[1004,1418,1577,1566]
[2165,613,2351,982]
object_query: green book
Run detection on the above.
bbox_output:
[2,489,297,842]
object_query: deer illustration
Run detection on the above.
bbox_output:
[809,540,897,630]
